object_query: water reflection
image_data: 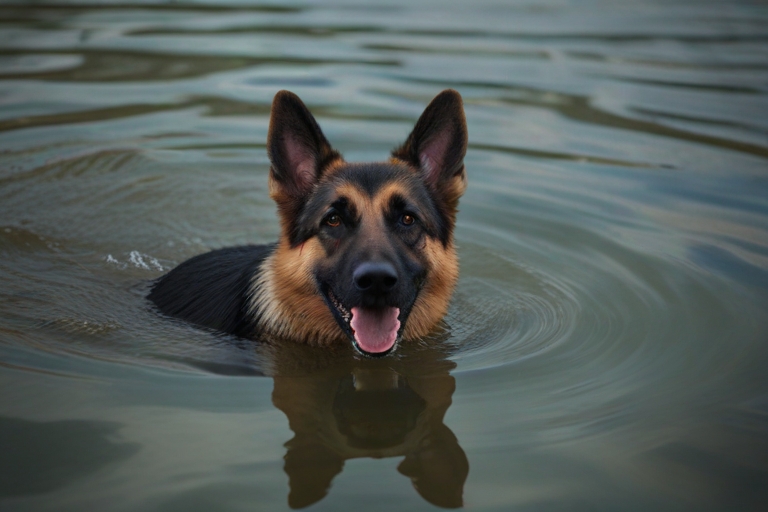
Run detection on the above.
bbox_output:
[269,342,468,508]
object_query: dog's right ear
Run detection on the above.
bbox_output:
[267,90,340,200]
[391,89,467,213]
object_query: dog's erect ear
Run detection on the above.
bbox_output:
[392,89,468,198]
[267,90,340,198]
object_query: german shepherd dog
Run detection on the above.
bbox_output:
[149,89,467,356]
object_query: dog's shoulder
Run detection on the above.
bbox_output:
[148,244,275,337]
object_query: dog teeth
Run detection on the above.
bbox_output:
[328,291,351,322]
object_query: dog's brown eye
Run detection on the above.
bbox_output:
[401,214,415,226]
[325,214,341,227]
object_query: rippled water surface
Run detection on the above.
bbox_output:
[2,1,768,510]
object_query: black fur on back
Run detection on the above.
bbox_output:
[148,244,274,337]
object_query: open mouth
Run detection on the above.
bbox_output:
[326,289,402,357]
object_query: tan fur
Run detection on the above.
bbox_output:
[440,173,468,226]
[403,237,459,339]
[372,182,412,211]
[331,183,368,214]
[249,238,345,346]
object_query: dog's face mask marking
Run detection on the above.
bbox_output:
[304,169,436,355]
[263,90,467,356]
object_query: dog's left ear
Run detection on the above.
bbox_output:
[392,89,468,209]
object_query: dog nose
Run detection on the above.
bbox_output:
[353,262,398,294]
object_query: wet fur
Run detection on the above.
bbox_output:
[149,89,467,352]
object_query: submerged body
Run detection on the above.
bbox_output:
[149,90,468,356]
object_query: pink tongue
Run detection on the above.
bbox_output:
[350,307,401,354]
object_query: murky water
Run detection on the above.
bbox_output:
[2,1,768,510]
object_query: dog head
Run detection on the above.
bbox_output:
[260,90,467,356]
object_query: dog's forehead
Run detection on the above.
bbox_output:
[323,162,425,205]
[334,162,412,193]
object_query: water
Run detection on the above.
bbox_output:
[1,0,767,510]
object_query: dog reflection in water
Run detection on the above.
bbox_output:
[270,343,468,508]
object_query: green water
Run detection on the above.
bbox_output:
[1,1,767,510]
